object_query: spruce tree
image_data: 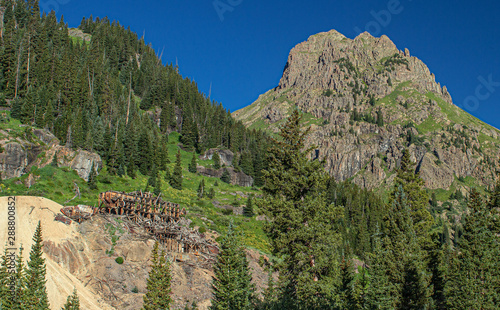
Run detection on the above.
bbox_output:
[220,168,231,184]
[197,179,205,198]
[393,149,434,247]
[51,152,58,167]
[142,241,172,310]
[367,185,433,309]
[446,188,500,309]
[376,109,384,127]
[63,288,81,310]
[87,162,97,190]
[258,110,343,309]
[11,246,27,308]
[212,151,221,170]
[207,188,215,199]
[170,149,183,190]
[0,248,12,309]
[210,222,254,310]
[25,221,50,309]
[189,152,197,173]
[243,194,254,217]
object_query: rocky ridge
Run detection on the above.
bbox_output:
[233,30,500,190]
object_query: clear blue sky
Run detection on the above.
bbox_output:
[47,0,500,129]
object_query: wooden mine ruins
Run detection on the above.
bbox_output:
[59,191,219,263]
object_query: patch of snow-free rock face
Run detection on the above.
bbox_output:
[233,29,500,190]
[0,128,102,181]
[0,142,28,178]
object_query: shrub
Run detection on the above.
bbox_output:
[131,286,139,293]
[322,89,333,97]
[115,257,124,264]
[198,226,206,234]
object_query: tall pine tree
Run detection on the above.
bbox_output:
[210,222,254,310]
[446,188,500,309]
[258,110,343,309]
[142,241,172,310]
[170,149,183,190]
[25,221,50,309]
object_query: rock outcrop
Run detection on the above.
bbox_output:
[233,30,500,190]
[0,127,102,181]
[199,148,234,166]
[197,166,254,187]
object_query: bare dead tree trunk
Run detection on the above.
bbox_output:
[126,71,132,125]
[14,39,23,99]
[26,34,30,91]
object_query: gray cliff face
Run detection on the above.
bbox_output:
[233,30,500,190]
[0,128,102,182]
[0,142,28,178]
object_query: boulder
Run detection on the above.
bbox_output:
[200,148,234,166]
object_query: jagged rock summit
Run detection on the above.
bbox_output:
[234,30,500,190]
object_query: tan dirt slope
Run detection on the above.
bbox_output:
[0,196,113,310]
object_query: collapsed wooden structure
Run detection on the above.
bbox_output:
[97,191,219,260]
[61,205,98,223]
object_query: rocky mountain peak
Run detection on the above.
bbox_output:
[234,29,500,191]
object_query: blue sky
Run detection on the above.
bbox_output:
[47,0,500,129]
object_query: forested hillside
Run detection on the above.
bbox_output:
[0,0,268,185]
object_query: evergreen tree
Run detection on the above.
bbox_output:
[0,248,12,309]
[431,192,438,209]
[220,168,231,184]
[446,188,500,309]
[258,110,343,309]
[261,270,278,310]
[51,152,58,167]
[339,257,355,310]
[243,194,254,217]
[170,149,183,190]
[207,188,216,199]
[25,221,50,309]
[87,162,97,190]
[197,179,205,198]
[393,149,434,247]
[212,151,221,169]
[376,110,384,127]
[10,246,27,308]
[153,172,162,196]
[239,151,254,176]
[63,288,81,310]
[429,235,447,310]
[367,185,433,309]
[189,152,197,173]
[210,222,254,310]
[142,241,172,310]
